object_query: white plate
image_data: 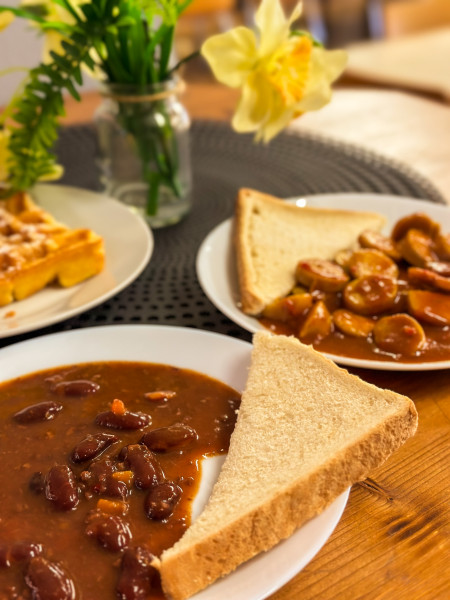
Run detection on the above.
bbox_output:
[196,193,450,371]
[0,325,349,600]
[0,184,153,338]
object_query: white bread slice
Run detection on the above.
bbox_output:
[159,331,418,600]
[234,188,386,315]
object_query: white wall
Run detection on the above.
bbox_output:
[0,0,95,107]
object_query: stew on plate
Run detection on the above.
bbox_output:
[259,212,450,363]
[0,361,240,599]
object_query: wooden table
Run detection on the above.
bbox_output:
[63,84,450,600]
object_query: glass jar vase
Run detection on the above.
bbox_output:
[95,79,192,228]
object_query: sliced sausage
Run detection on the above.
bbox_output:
[391,212,440,242]
[332,309,375,337]
[295,259,349,292]
[373,314,426,356]
[358,229,401,260]
[408,267,450,293]
[343,275,398,315]
[347,249,398,280]
[407,290,450,325]
[396,229,438,267]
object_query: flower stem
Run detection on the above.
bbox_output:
[117,95,182,216]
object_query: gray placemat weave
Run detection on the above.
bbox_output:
[2,120,445,346]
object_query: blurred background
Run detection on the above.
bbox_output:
[1,0,449,106]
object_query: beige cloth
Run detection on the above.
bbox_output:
[345,27,450,102]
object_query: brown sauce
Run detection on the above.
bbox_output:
[259,212,450,364]
[260,317,450,363]
[0,361,240,599]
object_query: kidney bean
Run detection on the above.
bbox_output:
[140,423,197,453]
[81,459,119,496]
[13,401,63,424]
[50,379,100,397]
[116,546,158,600]
[101,476,129,499]
[88,468,128,499]
[144,482,182,521]
[95,410,150,430]
[122,445,164,490]
[45,466,79,511]
[85,510,132,552]
[71,433,118,463]
[25,556,75,600]
[29,472,45,495]
[0,541,43,567]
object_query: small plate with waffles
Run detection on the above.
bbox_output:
[0,184,153,338]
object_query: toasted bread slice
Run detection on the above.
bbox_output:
[0,192,104,306]
[159,331,417,600]
[234,188,386,315]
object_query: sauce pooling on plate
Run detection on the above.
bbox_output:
[0,361,240,599]
[259,212,450,363]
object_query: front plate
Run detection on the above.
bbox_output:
[0,325,348,600]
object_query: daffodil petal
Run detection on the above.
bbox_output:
[256,0,291,57]
[0,10,14,32]
[288,1,304,26]
[201,27,257,88]
[258,100,295,143]
[295,77,332,112]
[313,47,348,82]
[295,47,347,112]
[232,73,273,133]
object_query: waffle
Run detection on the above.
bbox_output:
[0,191,105,306]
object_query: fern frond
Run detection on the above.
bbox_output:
[6,34,93,191]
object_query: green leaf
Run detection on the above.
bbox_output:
[290,29,323,47]
[62,77,81,101]
[169,49,200,75]
[159,25,174,79]
[104,33,134,82]
[49,51,72,72]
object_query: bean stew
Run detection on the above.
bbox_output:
[0,361,240,599]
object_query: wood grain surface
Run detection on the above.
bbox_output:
[63,82,450,600]
[269,368,450,600]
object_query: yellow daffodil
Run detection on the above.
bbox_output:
[201,0,347,142]
[0,9,14,30]
[0,127,63,187]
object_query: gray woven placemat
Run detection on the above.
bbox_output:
[2,120,445,346]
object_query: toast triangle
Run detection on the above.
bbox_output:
[159,331,417,599]
[234,188,386,315]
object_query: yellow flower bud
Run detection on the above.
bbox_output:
[0,10,14,32]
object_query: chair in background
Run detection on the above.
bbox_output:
[381,0,450,38]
